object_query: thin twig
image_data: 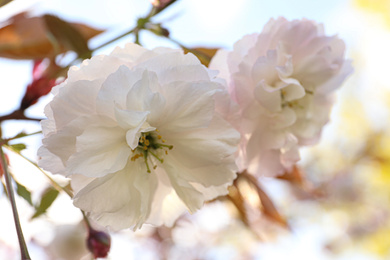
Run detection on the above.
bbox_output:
[0,109,43,123]
[1,146,31,260]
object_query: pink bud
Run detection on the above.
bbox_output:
[150,0,172,8]
[87,229,111,258]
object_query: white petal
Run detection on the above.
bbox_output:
[37,145,66,175]
[209,49,230,82]
[279,78,305,101]
[165,115,238,186]
[96,65,144,118]
[146,169,188,227]
[254,80,282,112]
[114,106,149,129]
[135,51,211,85]
[39,115,109,175]
[73,161,158,230]
[162,161,204,213]
[49,79,102,129]
[157,81,220,132]
[66,125,130,178]
[125,70,158,111]
[67,54,125,83]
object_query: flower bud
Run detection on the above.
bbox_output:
[150,0,172,8]
[86,229,111,258]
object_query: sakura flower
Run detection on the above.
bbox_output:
[210,17,353,177]
[38,43,240,230]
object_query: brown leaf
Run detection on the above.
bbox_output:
[227,182,250,227]
[0,13,103,60]
[241,171,289,228]
[0,0,13,8]
[277,165,304,185]
[43,15,91,59]
[183,47,219,67]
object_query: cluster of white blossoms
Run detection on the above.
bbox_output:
[210,17,353,177]
[38,18,352,230]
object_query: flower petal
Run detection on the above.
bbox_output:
[73,161,158,230]
[66,124,130,178]
[96,65,144,118]
[157,81,220,132]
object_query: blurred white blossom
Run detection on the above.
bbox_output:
[38,43,240,230]
[210,17,353,177]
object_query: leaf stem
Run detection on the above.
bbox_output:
[0,146,31,260]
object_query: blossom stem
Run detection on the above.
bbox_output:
[0,146,31,260]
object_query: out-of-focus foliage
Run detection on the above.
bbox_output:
[355,0,390,27]
[0,13,103,60]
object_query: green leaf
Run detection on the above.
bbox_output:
[12,131,28,139]
[43,15,91,59]
[31,187,59,219]
[15,181,33,206]
[9,143,26,152]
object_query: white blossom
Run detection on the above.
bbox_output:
[210,17,353,177]
[38,43,240,230]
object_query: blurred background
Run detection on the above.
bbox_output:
[0,0,390,259]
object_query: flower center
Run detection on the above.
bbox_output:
[130,129,173,173]
[280,89,313,109]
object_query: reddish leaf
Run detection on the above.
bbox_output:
[20,59,64,109]
[0,12,103,60]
